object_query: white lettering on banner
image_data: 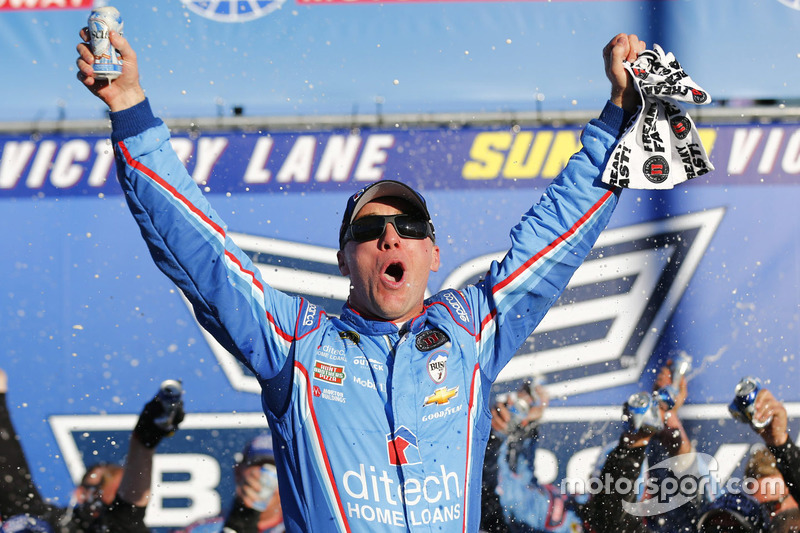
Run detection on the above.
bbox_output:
[316,135,362,182]
[171,138,194,167]
[88,140,115,187]
[26,140,57,188]
[354,134,394,181]
[277,135,317,183]
[783,129,800,173]
[728,128,763,175]
[244,137,274,183]
[144,454,221,527]
[51,139,91,188]
[0,141,36,189]
[758,128,785,174]
[194,137,229,185]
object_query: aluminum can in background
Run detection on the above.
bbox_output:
[624,391,663,434]
[154,379,183,431]
[88,6,123,80]
[729,376,772,429]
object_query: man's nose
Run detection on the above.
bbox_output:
[380,221,401,249]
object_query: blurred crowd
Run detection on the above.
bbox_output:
[479,359,800,533]
[0,367,284,533]
[1,360,797,533]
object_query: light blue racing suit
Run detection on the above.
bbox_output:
[110,99,624,532]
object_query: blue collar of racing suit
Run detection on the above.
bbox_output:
[339,303,429,337]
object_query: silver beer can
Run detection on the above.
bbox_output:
[728,376,772,429]
[88,6,124,80]
[154,379,184,431]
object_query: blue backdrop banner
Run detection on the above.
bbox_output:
[2,117,799,529]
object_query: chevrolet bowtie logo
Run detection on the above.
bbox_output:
[424,386,459,406]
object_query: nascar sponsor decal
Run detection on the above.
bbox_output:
[426,351,448,383]
[644,155,670,184]
[313,360,346,385]
[424,386,458,406]
[415,328,449,352]
[313,385,347,403]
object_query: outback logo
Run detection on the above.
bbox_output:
[386,426,421,466]
[691,88,709,104]
[180,0,286,22]
[416,329,449,352]
[303,303,318,327]
[424,386,458,406]
[670,116,692,140]
[191,211,724,398]
[443,291,469,324]
[427,352,448,383]
[313,361,346,385]
[643,156,670,184]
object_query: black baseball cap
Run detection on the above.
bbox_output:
[339,180,433,249]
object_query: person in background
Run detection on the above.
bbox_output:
[743,447,798,523]
[749,388,800,507]
[175,431,283,533]
[586,362,711,533]
[481,381,589,532]
[0,367,183,533]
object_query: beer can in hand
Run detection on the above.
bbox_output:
[88,6,124,80]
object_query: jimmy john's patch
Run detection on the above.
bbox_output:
[415,329,449,352]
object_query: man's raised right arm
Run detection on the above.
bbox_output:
[77,31,300,383]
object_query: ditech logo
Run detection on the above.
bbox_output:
[180,0,285,22]
[386,426,421,466]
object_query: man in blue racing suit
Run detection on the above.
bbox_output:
[76,29,645,532]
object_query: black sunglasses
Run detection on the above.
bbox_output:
[343,214,434,245]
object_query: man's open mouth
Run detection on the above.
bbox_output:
[383,262,405,283]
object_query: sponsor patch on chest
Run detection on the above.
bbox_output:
[426,351,448,384]
[415,328,449,352]
[313,360,346,385]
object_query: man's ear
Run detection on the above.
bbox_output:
[337,250,350,277]
[430,244,441,273]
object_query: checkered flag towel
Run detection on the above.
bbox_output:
[602,44,715,190]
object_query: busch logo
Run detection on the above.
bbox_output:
[427,352,448,383]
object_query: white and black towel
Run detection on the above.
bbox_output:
[602,44,714,190]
